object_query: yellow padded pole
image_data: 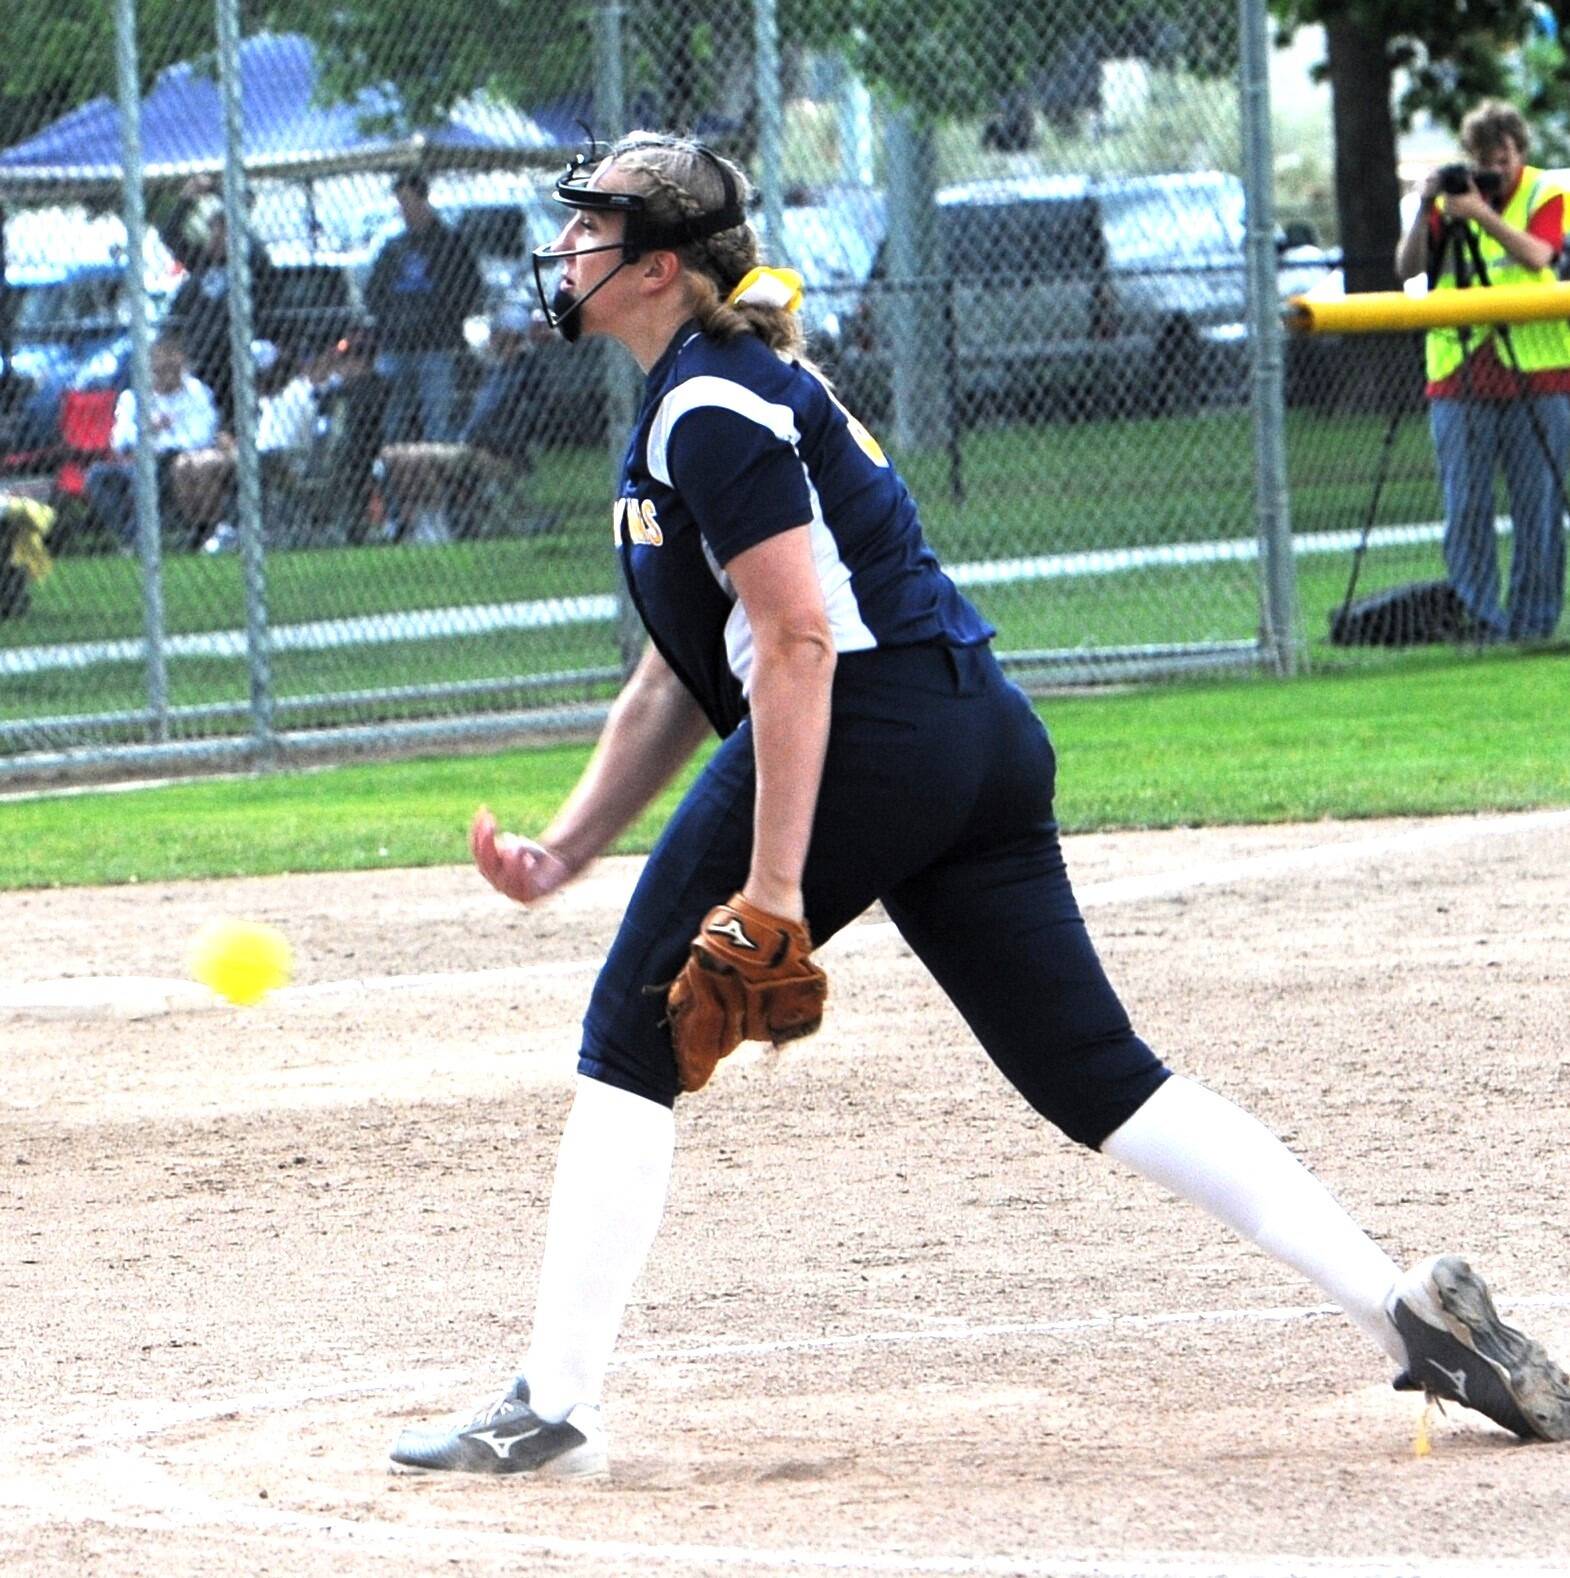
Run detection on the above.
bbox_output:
[1284,281,1570,335]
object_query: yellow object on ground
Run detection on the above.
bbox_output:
[3,496,56,583]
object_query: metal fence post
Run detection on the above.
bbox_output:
[217,0,276,754]
[114,0,169,739]
[754,0,783,260]
[594,0,643,677]
[1240,0,1299,676]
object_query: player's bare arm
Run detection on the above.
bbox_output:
[725,523,836,923]
[472,644,709,905]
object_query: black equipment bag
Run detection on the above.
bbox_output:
[1328,579,1471,647]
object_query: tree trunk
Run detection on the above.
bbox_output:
[1324,17,1407,413]
[1326,17,1401,295]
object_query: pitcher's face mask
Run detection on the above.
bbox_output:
[531,135,745,342]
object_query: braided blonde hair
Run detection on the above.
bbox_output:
[608,131,810,364]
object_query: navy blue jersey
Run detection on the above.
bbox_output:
[617,323,993,735]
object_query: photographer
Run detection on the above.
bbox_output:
[1395,100,1568,643]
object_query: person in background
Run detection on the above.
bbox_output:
[376,301,542,542]
[172,326,375,552]
[319,327,391,545]
[84,330,218,551]
[1395,98,1569,643]
[161,177,284,428]
[366,171,483,452]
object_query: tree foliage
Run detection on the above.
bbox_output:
[1,0,222,149]
[7,0,1568,148]
[1273,0,1570,134]
[790,0,1234,122]
[1269,2,1570,290]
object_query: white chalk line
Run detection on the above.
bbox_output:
[620,1294,1570,1367]
[4,807,1568,1020]
[12,1294,1570,1576]
[15,1294,1570,1453]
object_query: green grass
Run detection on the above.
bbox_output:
[4,647,1565,890]
[4,409,1444,653]
[3,406,1477,740]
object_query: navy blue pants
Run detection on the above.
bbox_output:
[578,643,1169,1147]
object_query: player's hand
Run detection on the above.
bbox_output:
[469,806,573,906]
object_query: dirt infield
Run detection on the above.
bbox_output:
[4,811,1570,1577]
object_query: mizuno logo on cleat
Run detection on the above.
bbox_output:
[707,916,757,949]
[1426,1358,1470,1402]
[468,1424,542,1459]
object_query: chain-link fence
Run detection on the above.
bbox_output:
[0,0,1473,781]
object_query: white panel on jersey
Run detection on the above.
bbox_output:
[646,372,876,695]
[645,375,798,487]
[724,480,876,697]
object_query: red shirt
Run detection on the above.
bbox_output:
[1425,175,1570,398]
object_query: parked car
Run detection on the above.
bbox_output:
[259,244,371,353]
[68,247,363,397]
[763,186,888,358]
[1,260,145,465]
[834,171,1337,424]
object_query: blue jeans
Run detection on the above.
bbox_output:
[377,350,458,444]
[85,461,136,549]
[1431,395,1569,641]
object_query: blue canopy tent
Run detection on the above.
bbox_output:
[0,33,579,206]
[0,33,585,442]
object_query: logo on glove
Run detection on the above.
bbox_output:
[705,914,758,950]
[665,892,828,1094]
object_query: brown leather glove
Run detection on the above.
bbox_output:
[666,893,828,1093]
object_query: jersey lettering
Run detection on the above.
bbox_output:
[612,495,665,547]
[637,497,664,545]
[816,374,889,468]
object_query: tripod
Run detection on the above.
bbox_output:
[1333,210,1569,641]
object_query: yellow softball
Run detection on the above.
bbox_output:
[188,918,293,1006]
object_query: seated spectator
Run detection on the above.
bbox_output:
[314,328,389,545]
[170,338,280,551]
[84,331,219,552]
[377,302,542,543]
[171,325,391,551]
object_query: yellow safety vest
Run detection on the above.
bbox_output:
[1425,164,1570,383]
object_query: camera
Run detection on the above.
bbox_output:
[1437,163,1505,200]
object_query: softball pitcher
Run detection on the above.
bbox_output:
[390,132,1570,1475]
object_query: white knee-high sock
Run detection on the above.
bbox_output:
[523,1075,675,1422]
[1101,1075,1405,1363]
